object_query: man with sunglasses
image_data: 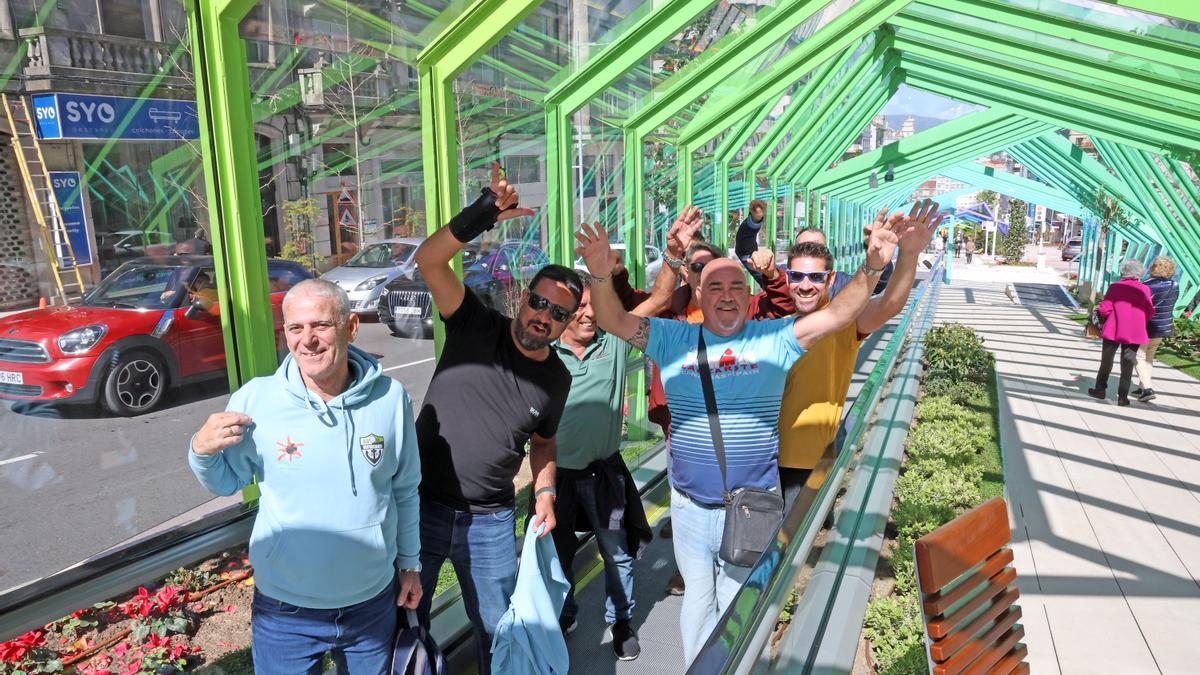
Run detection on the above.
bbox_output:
[576,213,906,666]
[778,200,943,509]
[412,163,582,674]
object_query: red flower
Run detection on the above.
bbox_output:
[168,642,190,660]
[113,642,130,658]
[145,633,171,651]
[0,630,45,663]
[123,659,142,675]
[121,587,154,619]
[154,585,186,614]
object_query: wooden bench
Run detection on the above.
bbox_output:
[914,497,1029,675]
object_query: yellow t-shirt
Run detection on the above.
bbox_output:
[778,321,862,469]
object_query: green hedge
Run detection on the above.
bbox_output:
[864,323,1003,674]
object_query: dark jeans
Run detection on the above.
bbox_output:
[250,577,397,675]
[416,500,518,675]
[1096,339,1140,399]
[553,470,635,625]
[780,467,814,513]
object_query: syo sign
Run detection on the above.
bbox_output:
[32,93,199,141]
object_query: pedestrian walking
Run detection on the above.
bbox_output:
[965,237,976,264]
[1088,259,1155,406]
[189,278,422,675]
[1134,256,1179,402]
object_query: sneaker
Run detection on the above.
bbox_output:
[611,619,641,661]
[1131,388,1144,397]
[560,616,577,636]
[665,570,685,596]
[1137,389,1157,402]
[1086,387,1107,400]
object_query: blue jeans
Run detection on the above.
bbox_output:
[553,473,635,625]
[250,576,397,675]
[416,499,517,675]
[670,487,751,667]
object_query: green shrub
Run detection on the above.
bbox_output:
[921,379,988,406]
[915,395,987,425]
[1167,315,1200,357]
[895,458,983,516]
[905,419,990,465]
[924,323,993,384]
[864,594,928,674]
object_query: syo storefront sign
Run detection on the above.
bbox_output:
[32,93,199,141]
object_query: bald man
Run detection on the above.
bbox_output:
[575,214,904,666]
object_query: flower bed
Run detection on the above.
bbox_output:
[862,323,1004,674]
[0,551,255,675]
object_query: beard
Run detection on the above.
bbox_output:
[515,317,554,351]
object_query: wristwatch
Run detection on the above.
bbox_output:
[662,253,685,271]
[535,486,557,500]
[860,261,885,277]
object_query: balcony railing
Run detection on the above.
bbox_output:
[18,27,192,87]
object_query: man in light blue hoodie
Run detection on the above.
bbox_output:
[189,278,421,675]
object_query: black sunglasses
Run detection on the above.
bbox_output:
[786,270,831,285]
[527,293,574,323]
[689,260,707,274]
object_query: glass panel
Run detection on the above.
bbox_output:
[0,1,231,597]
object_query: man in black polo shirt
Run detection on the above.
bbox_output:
[413,163,581,673]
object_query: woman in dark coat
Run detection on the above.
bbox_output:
[1134,256,1180,402]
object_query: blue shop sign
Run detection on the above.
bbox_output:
[32,93,199,141]
[49,171,91,267]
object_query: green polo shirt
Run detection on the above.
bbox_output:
[552,330,632,471]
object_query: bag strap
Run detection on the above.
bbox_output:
[697,330,731,504]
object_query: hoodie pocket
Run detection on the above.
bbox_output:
[267,522,390,600]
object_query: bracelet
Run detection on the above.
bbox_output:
[591,273,611,283]
[860,261,885,277]
[535,486,557,500]
[662,253,685,271]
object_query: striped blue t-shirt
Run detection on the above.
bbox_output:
[644,318,806,506]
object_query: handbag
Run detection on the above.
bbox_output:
[1085,306,1102,340]
[391,608,447,675]
[696,331,785,568]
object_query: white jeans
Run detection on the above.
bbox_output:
[1135,337,1163,390]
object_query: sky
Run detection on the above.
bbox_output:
[881,84,984,120]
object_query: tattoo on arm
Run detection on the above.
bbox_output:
[630,316,650,351]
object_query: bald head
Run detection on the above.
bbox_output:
[283,278,352,324]
[795,227,826,246]
[698,258,750,336]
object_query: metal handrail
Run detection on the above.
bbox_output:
[689,254,946,674]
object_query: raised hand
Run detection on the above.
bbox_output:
[667,205,704,257]
[575,222,617,279]
[489,162,535,222]
[749,248,778,279]
[897,199,945,254]
[749,199,767,223]
[865,209,905,271]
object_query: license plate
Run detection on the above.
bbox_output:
[0,370,23,385]
[394,306,422,316]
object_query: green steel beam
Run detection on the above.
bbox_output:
[1099,1,1200,23]
[418,0,543,354]
[891,7,1200,110]
[189,0,275,388]
[544,0,715,263]
[939,164,1090,218]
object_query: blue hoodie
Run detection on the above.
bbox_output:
[189,345,420,609]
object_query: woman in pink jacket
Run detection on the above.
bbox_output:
[1087,258,1156,406]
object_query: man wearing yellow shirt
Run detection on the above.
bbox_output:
[778,200,943,506]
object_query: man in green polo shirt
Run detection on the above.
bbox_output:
[551,209,701,661]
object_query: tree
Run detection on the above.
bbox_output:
[279,198,322,273]
[976,190,999,255]
[1087,188,1130,308]
[1000,199,1028,263]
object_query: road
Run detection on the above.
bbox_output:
[0,322,435,594]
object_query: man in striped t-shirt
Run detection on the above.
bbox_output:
[575,211,905,666]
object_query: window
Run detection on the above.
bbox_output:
[100,0,147,39]
[504,156,542,184]
[321,143,356,177]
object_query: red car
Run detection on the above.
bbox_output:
[0,256,311,416]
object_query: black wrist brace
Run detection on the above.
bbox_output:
[449,188,506,243]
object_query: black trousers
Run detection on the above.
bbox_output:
[1096,339,1140,399]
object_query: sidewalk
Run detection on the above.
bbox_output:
[936,259,1200,674]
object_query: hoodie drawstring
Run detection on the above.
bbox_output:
[345,406,357,497]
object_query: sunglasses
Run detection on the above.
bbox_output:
[527,292,574,323]
[786,270,831,285]
[689,260,708,274]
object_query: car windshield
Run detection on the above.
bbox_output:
[343,243,417,268]
[84,264,193,310]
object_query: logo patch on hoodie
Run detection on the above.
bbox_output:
[359,433,384,466]
[276,436,304,464]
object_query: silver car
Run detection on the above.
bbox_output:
[320,237,423,315]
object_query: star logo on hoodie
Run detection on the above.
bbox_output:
[276,436,304,463]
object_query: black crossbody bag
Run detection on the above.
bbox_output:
[697,331,785,568]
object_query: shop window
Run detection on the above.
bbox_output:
[100,0,147,39]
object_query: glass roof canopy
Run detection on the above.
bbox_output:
[191,0,1200,377]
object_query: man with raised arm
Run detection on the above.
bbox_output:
[575,213,904,666]
[778,201,943,507]
[413,163,582,674]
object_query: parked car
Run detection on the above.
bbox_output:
[379,241,550,338]
[96,229,177,277]
[0,256,311,416]
[573,243,663,288]
[320,237,423,316]
[1062,238,1083,261]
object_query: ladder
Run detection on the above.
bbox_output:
[2,94,87,305]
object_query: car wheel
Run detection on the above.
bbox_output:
[102,350,167,416]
